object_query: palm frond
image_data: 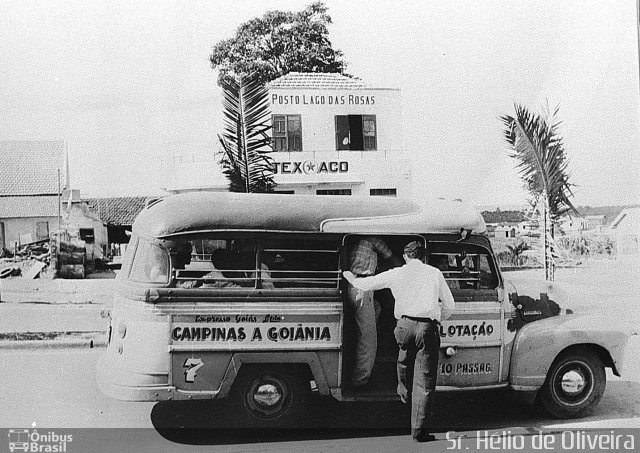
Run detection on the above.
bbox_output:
[218,73,276,193]
[500,103,577,221]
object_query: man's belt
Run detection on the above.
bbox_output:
[401,315,440,325]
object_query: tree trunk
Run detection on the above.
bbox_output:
[542,195,555,281]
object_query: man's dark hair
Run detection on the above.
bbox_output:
[404,241,425,260]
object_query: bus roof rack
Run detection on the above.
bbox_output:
[132,192,486,237]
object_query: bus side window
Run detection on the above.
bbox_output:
[262,238,340,288]
[428,245,499,292]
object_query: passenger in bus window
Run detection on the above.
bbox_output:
[171,242,201,288]
[347,236,403,387]
[431,254,460,289]
[201,249,240,288]
[248,262,275,289]
[234,240,275,289]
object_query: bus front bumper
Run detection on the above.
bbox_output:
[96,351,174,401]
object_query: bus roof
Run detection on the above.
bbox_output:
[133,192,486,238]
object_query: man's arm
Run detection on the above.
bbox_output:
[438,272,456,320]
[343,268,396,292]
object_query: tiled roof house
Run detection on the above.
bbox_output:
[83,197,147,247]
[0,141,68,247]
[85,197,147,226]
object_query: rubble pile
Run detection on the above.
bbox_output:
[0,240,91,280]
[0,240,52,279]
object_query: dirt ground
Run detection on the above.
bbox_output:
[0,274,116,305]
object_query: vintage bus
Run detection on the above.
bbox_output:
[97,192,629,426]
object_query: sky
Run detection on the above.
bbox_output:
[1,0,639,208]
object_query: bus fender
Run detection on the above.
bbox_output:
[509,313,629,392]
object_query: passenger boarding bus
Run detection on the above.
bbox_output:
[97,192,628,426]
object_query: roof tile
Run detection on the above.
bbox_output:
[268,72,369,89]
[0,141,67,196]
[0,196,59,218]
[85,197,147,226]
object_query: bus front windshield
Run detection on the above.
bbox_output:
[127,237,170,284]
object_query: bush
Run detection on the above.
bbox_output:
[556,232,615,258]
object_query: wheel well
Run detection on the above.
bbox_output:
[236,363,314,382]
[553,343,615,373]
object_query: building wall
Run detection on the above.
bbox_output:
[163,83,412,197]
[270,89,402,154]
[63,202,108,261]
[0,216,58,249]
[611,209,640,255]
[269,87,411,196]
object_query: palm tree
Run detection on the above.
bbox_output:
[501,103,577,280]
[218,74,276,193]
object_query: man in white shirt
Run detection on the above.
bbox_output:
[344,241,455,443]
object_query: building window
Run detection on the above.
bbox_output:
[79,228,95,244]
[335,115,377,151]
[370,188,397,197]
[271,190,295,194]
[273,115,302,151]
[316,189,352,196]
[36,221,49,241]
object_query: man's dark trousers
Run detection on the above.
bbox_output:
[394,316,440,439]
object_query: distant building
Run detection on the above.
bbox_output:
[495,224,517,238]
[559,214,607,234]
[61,190,107,262]
[85,197,147,259]
[609,208,640,255]
[583,215,607,230]
[58,194,147,262]
[516,220,539,236]
[0,141,68,250]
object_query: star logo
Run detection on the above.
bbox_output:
[303,161,317,174]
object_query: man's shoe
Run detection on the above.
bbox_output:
[413,434,436,443]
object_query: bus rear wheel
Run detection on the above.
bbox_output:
[539,349,605,419]
[232,364,310,428]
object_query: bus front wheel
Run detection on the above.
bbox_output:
[539,349,606,419]
[232,364,310,428]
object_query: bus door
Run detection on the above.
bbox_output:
[341,234,425,396]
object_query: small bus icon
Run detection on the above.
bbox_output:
[8,429,29,452]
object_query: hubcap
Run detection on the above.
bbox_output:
[561,370,586,395]
[253,383,283,408]
[552,360,594,407]
[244,374,291,419]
